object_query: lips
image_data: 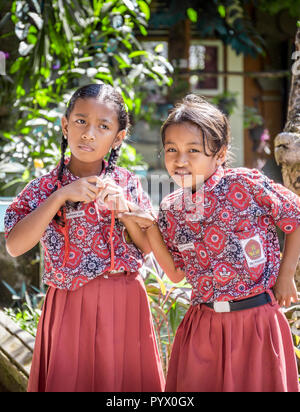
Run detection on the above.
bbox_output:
[172,170,193,188]
[78,144,94,152]
[174,169,191,176]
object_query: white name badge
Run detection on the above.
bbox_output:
[240,234,267,268]
[66,210,85,220]
[177,242,195,252]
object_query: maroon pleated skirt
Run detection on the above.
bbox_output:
[28,272,165,392]
[166,290,299,392]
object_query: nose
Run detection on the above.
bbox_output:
[175,152,189,167]
[81,126,96,141]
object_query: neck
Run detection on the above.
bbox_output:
[68,156,104,178]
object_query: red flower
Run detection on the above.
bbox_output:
[195,243,210,268]
[235,219,252,232]
[66,245,83,269]
[54,271,66,283]
[75,226,87,240]
[204,226,226,253]
[219,208,232,223]
[277,218,297,233]
[226,183,251,210]
[85,205,98,223]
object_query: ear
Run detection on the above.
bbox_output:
[61,116,68,138]
[113,129,126,149]
[216,147,227,165]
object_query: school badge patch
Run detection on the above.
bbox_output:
[240,235,267,268]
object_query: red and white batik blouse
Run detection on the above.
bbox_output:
[158,166,300,304]
[5,160,152,291]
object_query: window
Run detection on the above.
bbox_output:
[189,40,224,95]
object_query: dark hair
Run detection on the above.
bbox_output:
[161,94,231,163]
[54,83,129,225]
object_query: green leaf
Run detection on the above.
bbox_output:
[22,169,30,180]
[218,5,226,18]
[10,58,23,74]
[129,50,148,58]
[1,280,18,297]
[187,8,198,23]
[138,0,150,20]
[138,24,147,36]
[27,33,37,45]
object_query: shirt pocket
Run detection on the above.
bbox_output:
[233,225,267,280]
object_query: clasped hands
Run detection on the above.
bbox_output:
[65,175,155,230]
[98,177,156,230]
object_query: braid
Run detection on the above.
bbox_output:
[105,146,121,176]
[53,135,68,226]
[58,136,68,181]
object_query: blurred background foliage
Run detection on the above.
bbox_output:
[0,0,173,195]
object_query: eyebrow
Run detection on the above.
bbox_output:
[164,141,202,146]
[74,113,112,123]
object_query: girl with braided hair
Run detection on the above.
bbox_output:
[5,83,165,392]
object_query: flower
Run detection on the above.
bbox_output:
[260,128,270,142]
[34,159,44,169]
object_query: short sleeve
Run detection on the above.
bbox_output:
[250,171,300,233]
[158,207,185,271]
[3,172,56,239]
[4,181,40,239]
[129,174,154,214]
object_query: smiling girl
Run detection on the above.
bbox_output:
[4,84,165,392]
[119,94,300,392]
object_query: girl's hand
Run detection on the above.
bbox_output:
[59,176,102,204]
[96,177,129,212]
[273,275,298,307]
[118,202,156,230]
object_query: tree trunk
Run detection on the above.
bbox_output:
[274,27,300,289]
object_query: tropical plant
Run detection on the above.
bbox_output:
[2,280,45,337]
[141,254,191,375]
[210,91,238,117]
[243,106,264,129]
[151,0,266,57]
[0,0,173,195]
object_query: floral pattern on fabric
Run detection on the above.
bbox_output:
[5,160,152,291]
[158,167,300,304]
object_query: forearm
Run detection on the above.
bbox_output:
[117,207,185,283]
[145,224,185,283]
[120,217,152,255]
[279,225,300,279]
[6,191,65,257]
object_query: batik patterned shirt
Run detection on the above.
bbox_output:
[158,167,300,304]
[5,160,152,291]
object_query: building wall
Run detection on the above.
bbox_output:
[227,46,244,167]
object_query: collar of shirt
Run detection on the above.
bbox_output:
[190,166,225,198]
[53,158,108,185]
